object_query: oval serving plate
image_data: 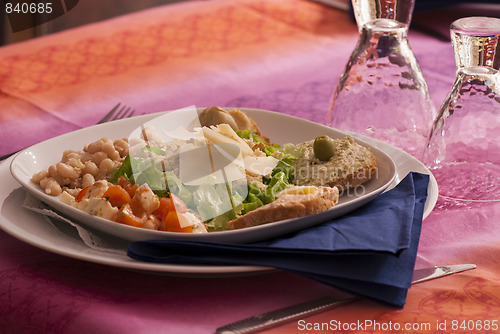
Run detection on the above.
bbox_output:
[10,108,396,244]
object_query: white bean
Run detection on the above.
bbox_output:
[80,151,92,162]
[82,173,95,188]
[83,161,99,177]
[31,170,48,183]
[68,178,82,189]
[48,165,68,185]
[47,165,58,178]
[62,150,79,163]
[114,139,129,157]
[102,141,120,161]
[86,140,103,154]
[66,157,84,169]
[40,177,62,196]
[56,162,80,180]
[91,151,107,165]
[99,158,115,176]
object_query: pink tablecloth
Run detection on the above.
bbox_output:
[1,0,500,333]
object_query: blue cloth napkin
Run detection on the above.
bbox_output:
[128,172,429,307]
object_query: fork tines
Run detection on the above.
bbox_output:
[98,103,137,124]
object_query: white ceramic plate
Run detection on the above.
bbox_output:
[10,108,397,244]
[0,112,437,276]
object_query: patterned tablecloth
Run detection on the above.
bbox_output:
[1,0,499,333]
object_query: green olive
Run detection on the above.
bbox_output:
[313,135,336,161]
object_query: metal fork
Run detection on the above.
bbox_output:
[97,103,136,124]
[0,103,137,161]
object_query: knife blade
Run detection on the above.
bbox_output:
[411,263,476,283]
[216,264,476,334]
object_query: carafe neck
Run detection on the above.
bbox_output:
[352,0,414,31]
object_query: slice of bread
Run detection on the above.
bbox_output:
[293,136,377,191]
[227,186,339,230]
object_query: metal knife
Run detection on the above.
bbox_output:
[216,264,476,334]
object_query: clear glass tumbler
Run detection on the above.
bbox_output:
[326,0,435,157]
[422,17,500,202]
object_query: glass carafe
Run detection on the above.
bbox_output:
[422,17,500,202]
[326,0,435,157]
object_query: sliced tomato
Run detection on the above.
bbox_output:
[129,196,145,218]
[152,194,188,221]
[114,204,144,228]
[153,197,172,221]
[117,176,139,198]
[160,211,193,233]
[76,186,90,202]
[103,185,131,207]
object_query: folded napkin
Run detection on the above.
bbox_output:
[128,172,429,307]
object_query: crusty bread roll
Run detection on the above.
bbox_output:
[227,186,339,230]
[199,106,263,137]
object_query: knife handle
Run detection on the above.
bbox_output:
[216,296,356,334]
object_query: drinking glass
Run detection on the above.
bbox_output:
[326,0,436,157]
[422,17,500,202]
